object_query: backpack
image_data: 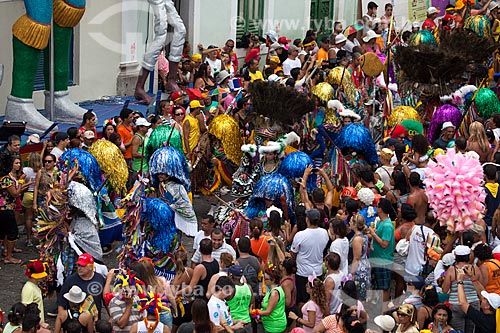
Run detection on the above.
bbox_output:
[242,264,259,294]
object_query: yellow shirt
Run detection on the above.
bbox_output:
[249,70,264,82]
[22,281,44,322]
[182,114,201,154]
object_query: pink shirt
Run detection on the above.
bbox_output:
[301,300,323,333]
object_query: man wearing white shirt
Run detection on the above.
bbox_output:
[282,45,302,77]
[193,215,215,251]
[291,208,329,307]
[191,228,236,267]
[207,276,245,332]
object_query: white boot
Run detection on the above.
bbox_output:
[5,95,56,134]
[45,90,87,122]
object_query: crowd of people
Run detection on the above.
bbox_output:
[2,1,500,333]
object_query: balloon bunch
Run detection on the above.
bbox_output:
[424,149,486,232]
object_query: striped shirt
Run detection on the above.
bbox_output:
[109,295,142,333]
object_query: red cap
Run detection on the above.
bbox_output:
[186,88,204,101]
[76,253,94,266]
[278,36,291,44]
[170,91,183,102]
[341,187,358,200]
[442,14,454,23]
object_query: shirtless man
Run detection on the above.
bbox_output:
[407,172,428,224]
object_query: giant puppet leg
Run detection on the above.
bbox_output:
[44,0,86,122]
[163,0,186,93]
[5,1,54,133]
[134,0,186,100]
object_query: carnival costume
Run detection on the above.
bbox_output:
[6,0,87,133]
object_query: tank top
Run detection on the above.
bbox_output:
[137,320,164,333]
[449,266,479,304]
[226,284,252,323]
[280,276,296,308]
[325,272,344,315]
[182,114,200,153]
[261,286,287,333]
[495,19,500,42]
[199,260,219,301]
[484,260,500,294]
[131,133,148,172]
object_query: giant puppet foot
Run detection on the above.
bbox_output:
[5,95,56,134]
[45,90,87,122]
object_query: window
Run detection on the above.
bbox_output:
[34,31,75,91]
[236,0,264,44]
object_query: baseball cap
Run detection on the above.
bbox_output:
[135,118,151,127]
[278,36,291,44]
[288,45,300,53]
[83,130,95,140]
[191,53,202,63]
[170,91,183,102]
[265,31,278,43]
[454,245,471,256]
[404,275,425,289]
[28,134,40,144]
[335,34,347,44]
[190,100,203,109]
[441,253,455,266]
[374,315,396,332]
[427,6,440,15]
[76,253,94,266]
[270,56,281,64]
[268,74,281,82]
[481,290,500,309]
[225,265,244,277]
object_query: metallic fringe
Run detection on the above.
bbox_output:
[53,0,86,28]
[12,15,50,50]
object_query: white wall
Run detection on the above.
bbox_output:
[359,0,432,30]
[0,0,122,114]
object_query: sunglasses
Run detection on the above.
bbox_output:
[175,113,184,116]
[44,160,54,163]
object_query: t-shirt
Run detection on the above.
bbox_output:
[301,300,324,333]
[406,224,434,276]
[21,281,45,322]
[208,295,233,327]
[117,124,134,159]
[248,70,264,82]
[282,58,302,76]
[0,176,15,210]
[191,242,237,265]
[422,18,437,31]
[205,58,222,77]
[57,272,106,316]
[466,306,495,333]
[23,167,36,192]
[291,227,329,277]
[370,218,395,265]
[193,230,210,251]
[329,237,349,276]
[51,147,65,159]
[109,295,142,333]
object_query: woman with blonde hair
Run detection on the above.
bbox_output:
[22,152,42,247]
[349,214,371,301]
[130,258,178,330]
[205,252,234,299]
[467,121,492,162]
[289,277,328,333]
